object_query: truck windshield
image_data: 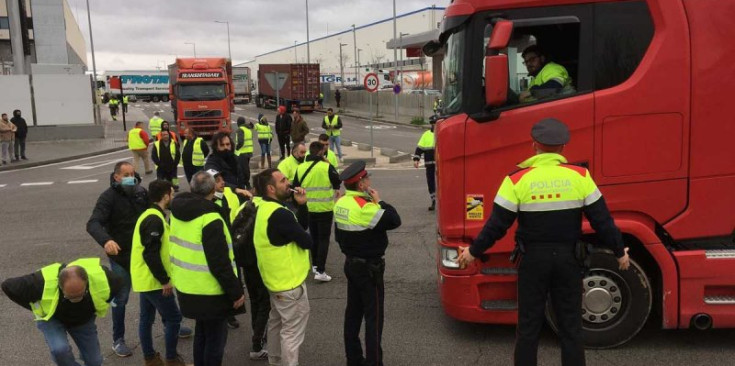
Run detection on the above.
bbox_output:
[177,84,227,101]
[442,28,465,115]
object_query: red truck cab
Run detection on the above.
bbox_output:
[430,0,735,348]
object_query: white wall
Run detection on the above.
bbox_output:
[33,74,94,125]
[31,0,69,65]
[0,75,34,125]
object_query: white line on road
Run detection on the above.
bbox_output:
[21,182,54,186]
[0,184,6,188]
[68,179,99,184]
[178,175,185,178]
[61,158,127,170]
[0,150,130,175]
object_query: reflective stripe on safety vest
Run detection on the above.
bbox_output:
[31,258,110,321]
[169,212,236,295]
[128,128,146,150]
[333,190,385,232]
[295,161,334,212]
[324,115,341,136]
[153,140,176,168]
[278,155,301,181]
[149,117,164,137]
[417,130,435,150]
[183,137,205,166]
[256,123,272,140]
[254,200,310,292]
[131,208,171,292]
[529,62,571,89]
[236,126,254,155]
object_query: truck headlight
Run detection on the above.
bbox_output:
[441,247,460,269]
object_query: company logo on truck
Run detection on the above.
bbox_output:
[180,72,223,79]
[119,75,170,84]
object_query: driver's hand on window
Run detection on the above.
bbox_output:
[519,90,532,102]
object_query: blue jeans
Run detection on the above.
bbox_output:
[259,140,271,157]
[110,260,131,342]
[37,317,103,366]
[329,135,343,159]
[194,318,228,366]
[139,290,183,360]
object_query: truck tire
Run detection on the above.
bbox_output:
[545,250,652,349]
[152,96,161,102]
[162,96,169,102]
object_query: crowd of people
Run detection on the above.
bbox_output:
[0,109,28,165]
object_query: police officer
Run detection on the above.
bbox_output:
[149,112,164,137]
[457,118,631,366]
[235,116,254,189]
[334,161,401,366]
[413,119,436,211]
[109,96,119,120]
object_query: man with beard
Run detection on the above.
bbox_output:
[235,117,254,190]
[204,132,243,189]
[278,142,307,182]
[518,45,572,103]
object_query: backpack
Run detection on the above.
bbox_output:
[231,200,259,269]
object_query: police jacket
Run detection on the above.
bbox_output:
[169,193,244,320]
[413,128,435,164]
[275,113,292,136]
[334,190,402,259]
[1,264,123,327]
[469,153,624,258]
[86,174,150,270]
[182,137,210,167]
[204,151,240,189]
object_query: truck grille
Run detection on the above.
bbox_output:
[184,109,223,118]
[186,121,220,135]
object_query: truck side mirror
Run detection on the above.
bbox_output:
[485,20,513,107]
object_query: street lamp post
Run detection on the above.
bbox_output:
[339,43,348,88]
[184,42,197,57]
[294,41,298,63]
[399,32,409,90]
[214,20,231,60]
[305,0,311,63]
[352,24,357,85]
[85,0,100,125]
[357,48,363,85]
[392,0,398,122]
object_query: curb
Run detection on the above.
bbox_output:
[0,146,128,172]
[313,108,431,130]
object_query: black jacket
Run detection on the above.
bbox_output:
[204,151,240,189]
[11,116,27,139]
[182,138,210,167]
[275,113,292,136]
[1,264,123,327]
[170,193,244,320]
[151,140,181,174]
[262,197,313,250]
[334,196,402,259]
[86,174,149,270]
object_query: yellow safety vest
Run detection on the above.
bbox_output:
[278,155,302,181]
[253,200,310,292]
[169,212,236,295]
[256,123,272,140]
[334,190,385,232]
[149,117,164,137]
[528,62,572,90]
[131,208,171,292]
[123,96,129,104]
[183,137,205,166]
[215,187,241,224]
[31,258,110,321]
[109,99,119,106]
[417,130,435,150]
[305,149,339,171]
[236,126,254,155]
[153,140,177,167]
[324,115,341,136]
[128,128,146,150]
[295,160,334,213]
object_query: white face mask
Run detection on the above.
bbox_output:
[214,191,224,199]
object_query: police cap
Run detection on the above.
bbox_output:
[531,118,570,146]
[339,160,370,185]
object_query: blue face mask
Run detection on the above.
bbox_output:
[121,177,136,186]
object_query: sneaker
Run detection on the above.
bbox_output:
[165,354,189,366]
[226,316,240,329]
[428,200,436,211]
[21,156,27,160]
[312,266,317,274]
[144,352,164,366]
[112,338,133,357]
[314,272,332,282]
[178,326,193,338]
[249,349,268,360]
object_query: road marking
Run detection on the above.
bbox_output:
[61,158,126,170]
[68,179,99,184]
[178,175,185,178]
[21,182,54,186]
[0,150,130,175]
[0,184,6,188]
[364,125,397,130]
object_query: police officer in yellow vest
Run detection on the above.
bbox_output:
[181,128,209,187]
[457,118,630,366]
[293,141,342,282]
[129,121,153,174]
[252,168,312,366]
[235,117,254,189]
[321,108,343,160]
[169,170,245,365]
[151,130,181,191]
[519,45,573,103]
[131,180,191,366]
[413,119,436,211]
[1,258,124,366]
[149,111,164,137]
[109,96,119,120]
[334,161,402,366]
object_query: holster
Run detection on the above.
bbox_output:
[509,239,526,265]
[575,241,591,273]
[367,260,385,286]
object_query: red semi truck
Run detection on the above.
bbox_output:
[255,64,320,112]
[429,0,735,348]
[168,58,234,137]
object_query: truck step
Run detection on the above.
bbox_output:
[480,267,518,275]
[704,296,735,305]
[705,249,735,259]
[481,300,517,311]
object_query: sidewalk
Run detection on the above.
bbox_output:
[0,106,146,172]
[314,102,432,130]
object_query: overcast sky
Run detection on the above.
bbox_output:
[68,0,444,72]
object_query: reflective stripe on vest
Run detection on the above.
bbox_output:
[417,130,435,150]
[169,212,236,295]
[130,208,171,292]
[529,62,571,89]
[253,200,310,292]
[31,258,110,321]
[183,137,205,166]
[149,117,164,136]
[296,161,334,212]
[153,140,176,168]
[278,155,301,181]
[256,123,272,140]
[236,126,254,155]
[128,128,146,150]
[334,190,385,232]
[324,115,341,136]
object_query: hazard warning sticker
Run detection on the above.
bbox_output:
[466,194,484,221]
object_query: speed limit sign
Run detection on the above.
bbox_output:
[364,73,379,92]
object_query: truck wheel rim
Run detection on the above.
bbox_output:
[582,269,626,325]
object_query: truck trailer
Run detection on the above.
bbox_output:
[103,70,170,102]
[233,66,252,104]
[255,64,320,112]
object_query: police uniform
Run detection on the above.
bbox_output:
[467,119,625,366]
[334,161,402,366]
[413,121,436,210]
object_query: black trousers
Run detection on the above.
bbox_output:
[344,258,385,366]
[13,136,26,158]
[193,318,228,366]
[308,211,333,273]
[425,162,436,199]
[243,265,270,351]
[237,153,252,189]
[514,245,585,366]
[156,169,178,186]
[184,165,203,186]
[277,134,291,159]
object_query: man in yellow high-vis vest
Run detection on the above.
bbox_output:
[413,119,436,211]
[151,131,181,191]
[129,121,153,175]
[169,171,245,365]
[321,108,343,160]
[235,117,254,189]
[2,258,123,366]
[122,95,129,113]
[149,112,164,137]
[182,128,209,186]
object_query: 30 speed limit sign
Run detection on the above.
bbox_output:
[364,73,379,92]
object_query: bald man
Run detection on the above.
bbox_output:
[2,258,123,366]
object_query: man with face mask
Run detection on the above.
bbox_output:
[205,132,243,189]
[86,161,150,357]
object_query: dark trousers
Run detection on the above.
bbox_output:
[14,136,26,158]
[308,211,333,273]
[243,266,270,351]
[425,162,436,198]
[237,153,252,189]
[139,290,183,360]
[109,260,131,342]
[514,245,585,366]
[157,169,178,184]
[184,165,203,187]
[336,98,341,108]
[193,318,228,366]
[277,134,291,159]
[344,258,385,366]
[123,104,128,113]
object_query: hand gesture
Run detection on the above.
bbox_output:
[104,240,121,255]
[367,188,380,203]
[293,187,307,205]
[617,247,631,271]
[161,282,174,297]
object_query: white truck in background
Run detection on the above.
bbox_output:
[233,66,252,104]
[103,70,170,102]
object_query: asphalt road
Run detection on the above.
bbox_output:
[2,152,735,365]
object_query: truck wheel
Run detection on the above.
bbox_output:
[152,96,161,102]
[162,96,169,102]
[545,250,652,349]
